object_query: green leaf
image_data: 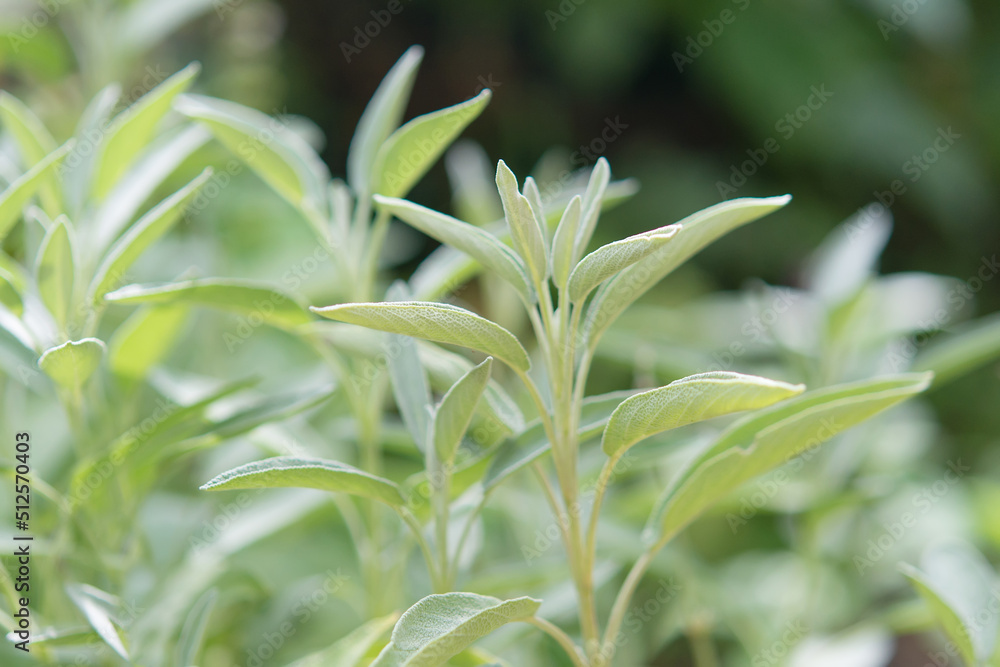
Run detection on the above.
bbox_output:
[434,357,493,463]
[484,390,635,492]
[572,157,611,262]
[108,305,189,379]
[496,160,547,286]
[645,373,932,544]
[38,338,105,390]
[912,313,1000,388]
[371,593,540,667]
[174,94,330,212]
[0,140,74,242]
[312,301,530,372]
[567,223,680,304]
[175,588,217,667]
[374,195,534,303]
[900,541,1000,666]
[521,176,549,247]
[90,124,210,255]
[386,281,433,452]
[374,90,492,199]
[348,46,423,196]
[89,169,211,303]
[105,278,313,330]
[550,195,582,290]
[582,195,792,349]
[66,584,129,660]
[603,372,804,458]
[35,220,74,328]
[93,64,200,199]
[0,91,61,215]
[290,613,399,667]
[0,267,23,316]
[201,456,405,507]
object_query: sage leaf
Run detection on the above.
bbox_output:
[912,313,1000,388]
[603,372,804,458]
[645,373,931,545]
[567,223,680,303]
[36,219,74,328]
[0,140,74,242]
[373,89,492,199]
[433,357,493,463]
[572,157,611,262]
[93,63,199,199]
[108,305,189,380]
[38,338,105,390]
[290,613,399,667]
[312,301,530,372]
[375,195,534,303]
[201,456,405,507]
[582,195,792,350]
[387,281,433,452]
[550,195,582,290]
[496,160,547,285]
[89,169,212,303]
[371,593,540,667]
[105,278,312,330]
[348,46,423,196]
[66,584,129,660]
[0,91,61,215]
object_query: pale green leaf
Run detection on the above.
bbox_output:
[290,613,399,667]
[521,176,549,247]
[387,281,433,452]
[116,0,219,54]
[434,357,493,463]
[66,584,129,660]
[349,46,423,196]
[603,372,804,458]
[89,169,211,302]
[572,157,611,262]
[105,278,312,330]
[374,195,533,303]
[108,304,189,379]
[806,207,892,307]
[174,94,329,213]
[900,564,977,667]
[0,91,61,215]
[312,301,530,372]
[38,338,105,390]
[0,267,23,316]
[0,141,73,242]
[374,90,492,199]
[445,141,502,226]
[550,195,582,290]
[201,456,405,507]
[371,593,540,667]
[583,195,792,349]
[175,588,217,667]
[93,64,200,198]
[35,220,74,327]
[496,160,547,285]
[912,313,1000,387]
[567,223,680,303]
[645,373,931,544]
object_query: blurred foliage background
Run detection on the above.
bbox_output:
[1,0,998,665]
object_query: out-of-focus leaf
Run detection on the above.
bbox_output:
[93,64,199,198]
[371,593,539,667]
[116,0,219,54]
[35,219,74,327]
[290,613,399,667]
[805,207,892,307]
[567,223,680,303]
[0,141,73,242]
[66,584,129,660]
[373,90,491,199]
[433,357,493,463]
[645,373,931,544]
[38,338,105,390]
[375,195,533,303]
[0,267,23,316]
[105,278,312,330]
[582,195,792,349]
[572,157,611,262]
[348,46,423,197]
[445,141,501,226]
[496,160,547,286]
[175,587,217,667]
[386,281,433,451]
[313,301,530,372]
[913,313,1000,387]
[602,372,804,458]
[89,169,211,303]
[201,456,405,507]
[108,305,189,379]
[0,91,61,215]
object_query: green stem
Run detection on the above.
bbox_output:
[433,455,452,592]
[526,616,588,667]
[397,507,442,592]
[601,544,660,661]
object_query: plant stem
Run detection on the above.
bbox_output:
[601,545,660,660]
[398,507,442,592]
[526,616,588,667]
